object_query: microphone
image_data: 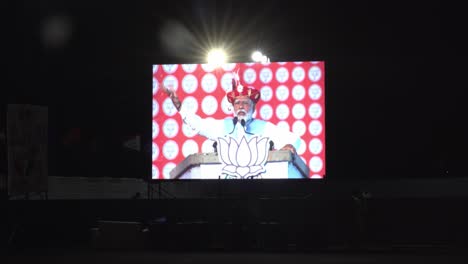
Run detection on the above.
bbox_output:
[269,140,274,151]
[212,141,218,154]
[240,119,254,135]
[228,117,238,134]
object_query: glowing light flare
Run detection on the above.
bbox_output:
[251,51,263,62]
[207,49,227,67]
[251,50,270,63]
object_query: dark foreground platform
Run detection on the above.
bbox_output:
[7,248,468,264]
[4,195,468,253]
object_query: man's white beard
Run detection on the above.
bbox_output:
[236,109,253,122]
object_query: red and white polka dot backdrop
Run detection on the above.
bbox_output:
[152,61,325,179]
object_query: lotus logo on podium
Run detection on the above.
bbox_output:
[217,135,270,179]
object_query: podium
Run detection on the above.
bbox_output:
[170,150,310,179]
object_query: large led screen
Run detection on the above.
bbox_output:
[152,61,325,179]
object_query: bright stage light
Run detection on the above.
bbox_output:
[207,49,227,67]
[252,51,269,63]
[251,51,263,62]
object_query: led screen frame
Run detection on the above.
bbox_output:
[152,61,325,180]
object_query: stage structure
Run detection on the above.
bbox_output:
[6,104,48,197]
[170,150,309,179]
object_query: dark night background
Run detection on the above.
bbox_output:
[3,0,455,180]
[7,1,468,262]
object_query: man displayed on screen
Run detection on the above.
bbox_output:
[153,61,326,180]
[161,76,302,155]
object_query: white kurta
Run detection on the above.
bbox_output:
[179,109,302,151]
